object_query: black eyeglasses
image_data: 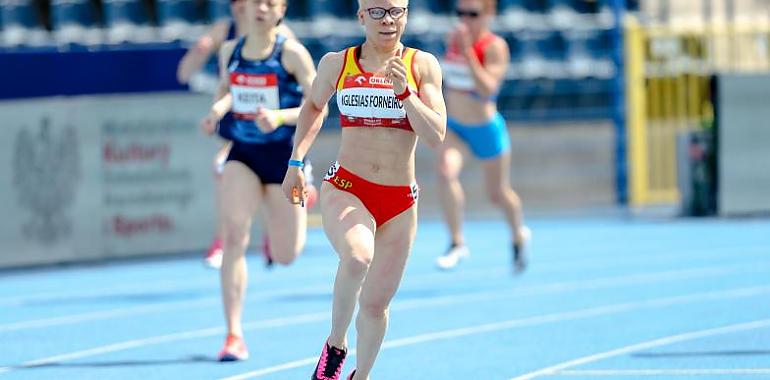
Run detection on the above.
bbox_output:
[456,9,481,18]
[366,7,407,20]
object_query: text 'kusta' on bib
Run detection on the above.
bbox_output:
[230,72,280,119]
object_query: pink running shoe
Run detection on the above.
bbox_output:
[217,334,249,362]
[311,341,347,380]
[204,238,223,269]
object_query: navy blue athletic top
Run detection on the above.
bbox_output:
[218,34,303,144]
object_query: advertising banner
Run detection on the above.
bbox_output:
[0,93,223,267]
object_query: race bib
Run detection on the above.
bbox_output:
[230,72,280,119]
[337,73,407,120]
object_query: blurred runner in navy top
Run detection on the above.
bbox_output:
[198,0,316,361]
[177,0,298,269]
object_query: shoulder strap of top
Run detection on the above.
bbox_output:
[403,47,419,91]
[270,34,287,61]
[225,20,237,41]
[473,32,497,65]
[228,36,247,69]
[336,47,361,90]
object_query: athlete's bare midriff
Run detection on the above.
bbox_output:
[336,127,417,185]
[445,89,497,125]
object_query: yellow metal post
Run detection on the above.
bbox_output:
[625,15,649,207]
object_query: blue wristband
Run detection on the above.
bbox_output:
[288,159,305,169]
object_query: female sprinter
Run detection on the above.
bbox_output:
[178,0,297,269]
[282,0,446,378]
[435,0,530,273]
[199,0,316,361]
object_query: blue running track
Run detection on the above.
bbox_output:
[1,217,769,379]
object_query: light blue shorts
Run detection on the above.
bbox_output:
[447,113,510,160]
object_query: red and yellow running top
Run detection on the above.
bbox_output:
[335,45,420,132]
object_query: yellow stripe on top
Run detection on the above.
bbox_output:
[336,47,420,91]
[336,47,361,91]
[402,48,418,91]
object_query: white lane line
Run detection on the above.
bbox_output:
[510,320,770,380]
[0,283,331,333]
[553,369,770,376]
[0,265,337,308]
[2,259,762,333]
[0,262,534,331]
[15,313,329,370]
[2,242,765,308]
[219,285,770,380]
[0,265,518,333]
[1,265,753,374]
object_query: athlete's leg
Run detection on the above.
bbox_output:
[435,131,466,246]
[352,207,416,380]
[220,161,261,339]
[213,142,233,240]
[261,184,306,265]
[481,149,529,272]
[310,183,376,379]
[482,150,525,243]
[321,183,376,349]
[204,142,233,269]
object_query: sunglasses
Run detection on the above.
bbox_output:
[456,9,481,18]
[366,7,407,20]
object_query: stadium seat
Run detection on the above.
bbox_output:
[0,0,49,46]
[156,0,201,41]
[517,32,550,79]
[521,0,549,13]
[497,0,519,13]
[307,0,339,33]
[103,0,154,43]
[409,0,448,14]
[283,0,308,20]
[307,0,350,19]
[547,0,579,29]
[207,0,231,22]
[51,0,100,45]
[563,30,594,78]
[585,29,615,78]
[500,0,545,30]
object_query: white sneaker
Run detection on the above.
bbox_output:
[203,239,223,269]
[436,245,470,270]
[204,251,222,269]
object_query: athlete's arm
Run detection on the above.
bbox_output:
[177,21,229,84]
[282,51,341,204]
[215,41,237,100]
[390,52,447,148]
[277,23,296,40]
[199,41,237,135]
[290,51,339,162]
[463,35,509,98]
